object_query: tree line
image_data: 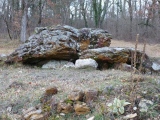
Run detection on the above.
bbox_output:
[0,0,160,43]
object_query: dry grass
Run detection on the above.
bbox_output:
[0,39,20,54]
[111,39,160,58]
[0,39,160,119]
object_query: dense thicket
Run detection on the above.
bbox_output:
[0,0,160,43]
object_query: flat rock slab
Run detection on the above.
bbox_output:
[80,47,149,68]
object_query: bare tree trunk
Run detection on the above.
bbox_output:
[20,0,28,43]
[80,1,88,27]
[158,0,160,24]
[128,0,133,40]
[116,0,119,37]
[38,0,42,26]
[3,16,12,40]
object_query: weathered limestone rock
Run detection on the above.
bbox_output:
[61,62,75,69]
[50,96,59,113]
[75,58,98,69]
[80,47,149,69]
[40,87,58,105]
[74,102,90,115]
[0,53,7,61]
[78,28,111,51]
[6,25,111,65]
[29,113,47,120]
[57,102,74,114]
[139,99,153,112]
[45,86,58,95]
[141,59,160,74]
[6,25,79,64]
[42,60,68,69]
[23,109,42,120]
[85,90,98,103]
[68,91,84,101]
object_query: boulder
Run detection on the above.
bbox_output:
[74,102,90,115]
[0,53,7,61]
[57,102,74,114]
[45,86,58,95]
[139,99,153,112]
[78,28,111,51]
[75,58,98,69]
[23,109,42,120]
[85,90,98,103]
[142,59,160,74]
[152,62,160,73]
[61,62,75,69]
[42,60,69,69]
[68,91,84,101]
[6,25,111,65]
[80,47,149,69]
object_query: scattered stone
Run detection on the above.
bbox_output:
[0,53,7,61]
[87,116,95,120]
[23,109,42,120]
[68,91,84,101]
[50,96,59,113]
[139,99,153,112]
[156,79,160,85]
[142,59,160,74]
[133,107,137,111]
[57,102,74,114]
[74,102,90,115]
[75,58,98,69]
[42,60,68,69]
[152,62,160,71]
[123,113,137,119]
[61,62,75,69]
[29,114,44,120]
[45,86,58,95]
[59,113,65,116]
[40,87,58,105]
[22,107,36,115]
[6,106,12,112]
[8,81,25,89]
[85,90,98,103]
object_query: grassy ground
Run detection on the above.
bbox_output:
[0,39,160,120]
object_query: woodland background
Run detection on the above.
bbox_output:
[0,0,160,43]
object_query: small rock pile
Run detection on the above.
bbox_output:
[22,87,99,120]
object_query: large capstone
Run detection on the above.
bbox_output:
[6,25,111,65]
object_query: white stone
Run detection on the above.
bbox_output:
[0,53,7,57]
[0,53,7,61]
[61,62,75,69]
[139,99,153,112]
[123,113,137,119]
[133,107,137,111]
[23,109,42,119]
[152,62,160,71]
[87,116,95,120]
[42,60,68,69]
[75,58,98,69]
